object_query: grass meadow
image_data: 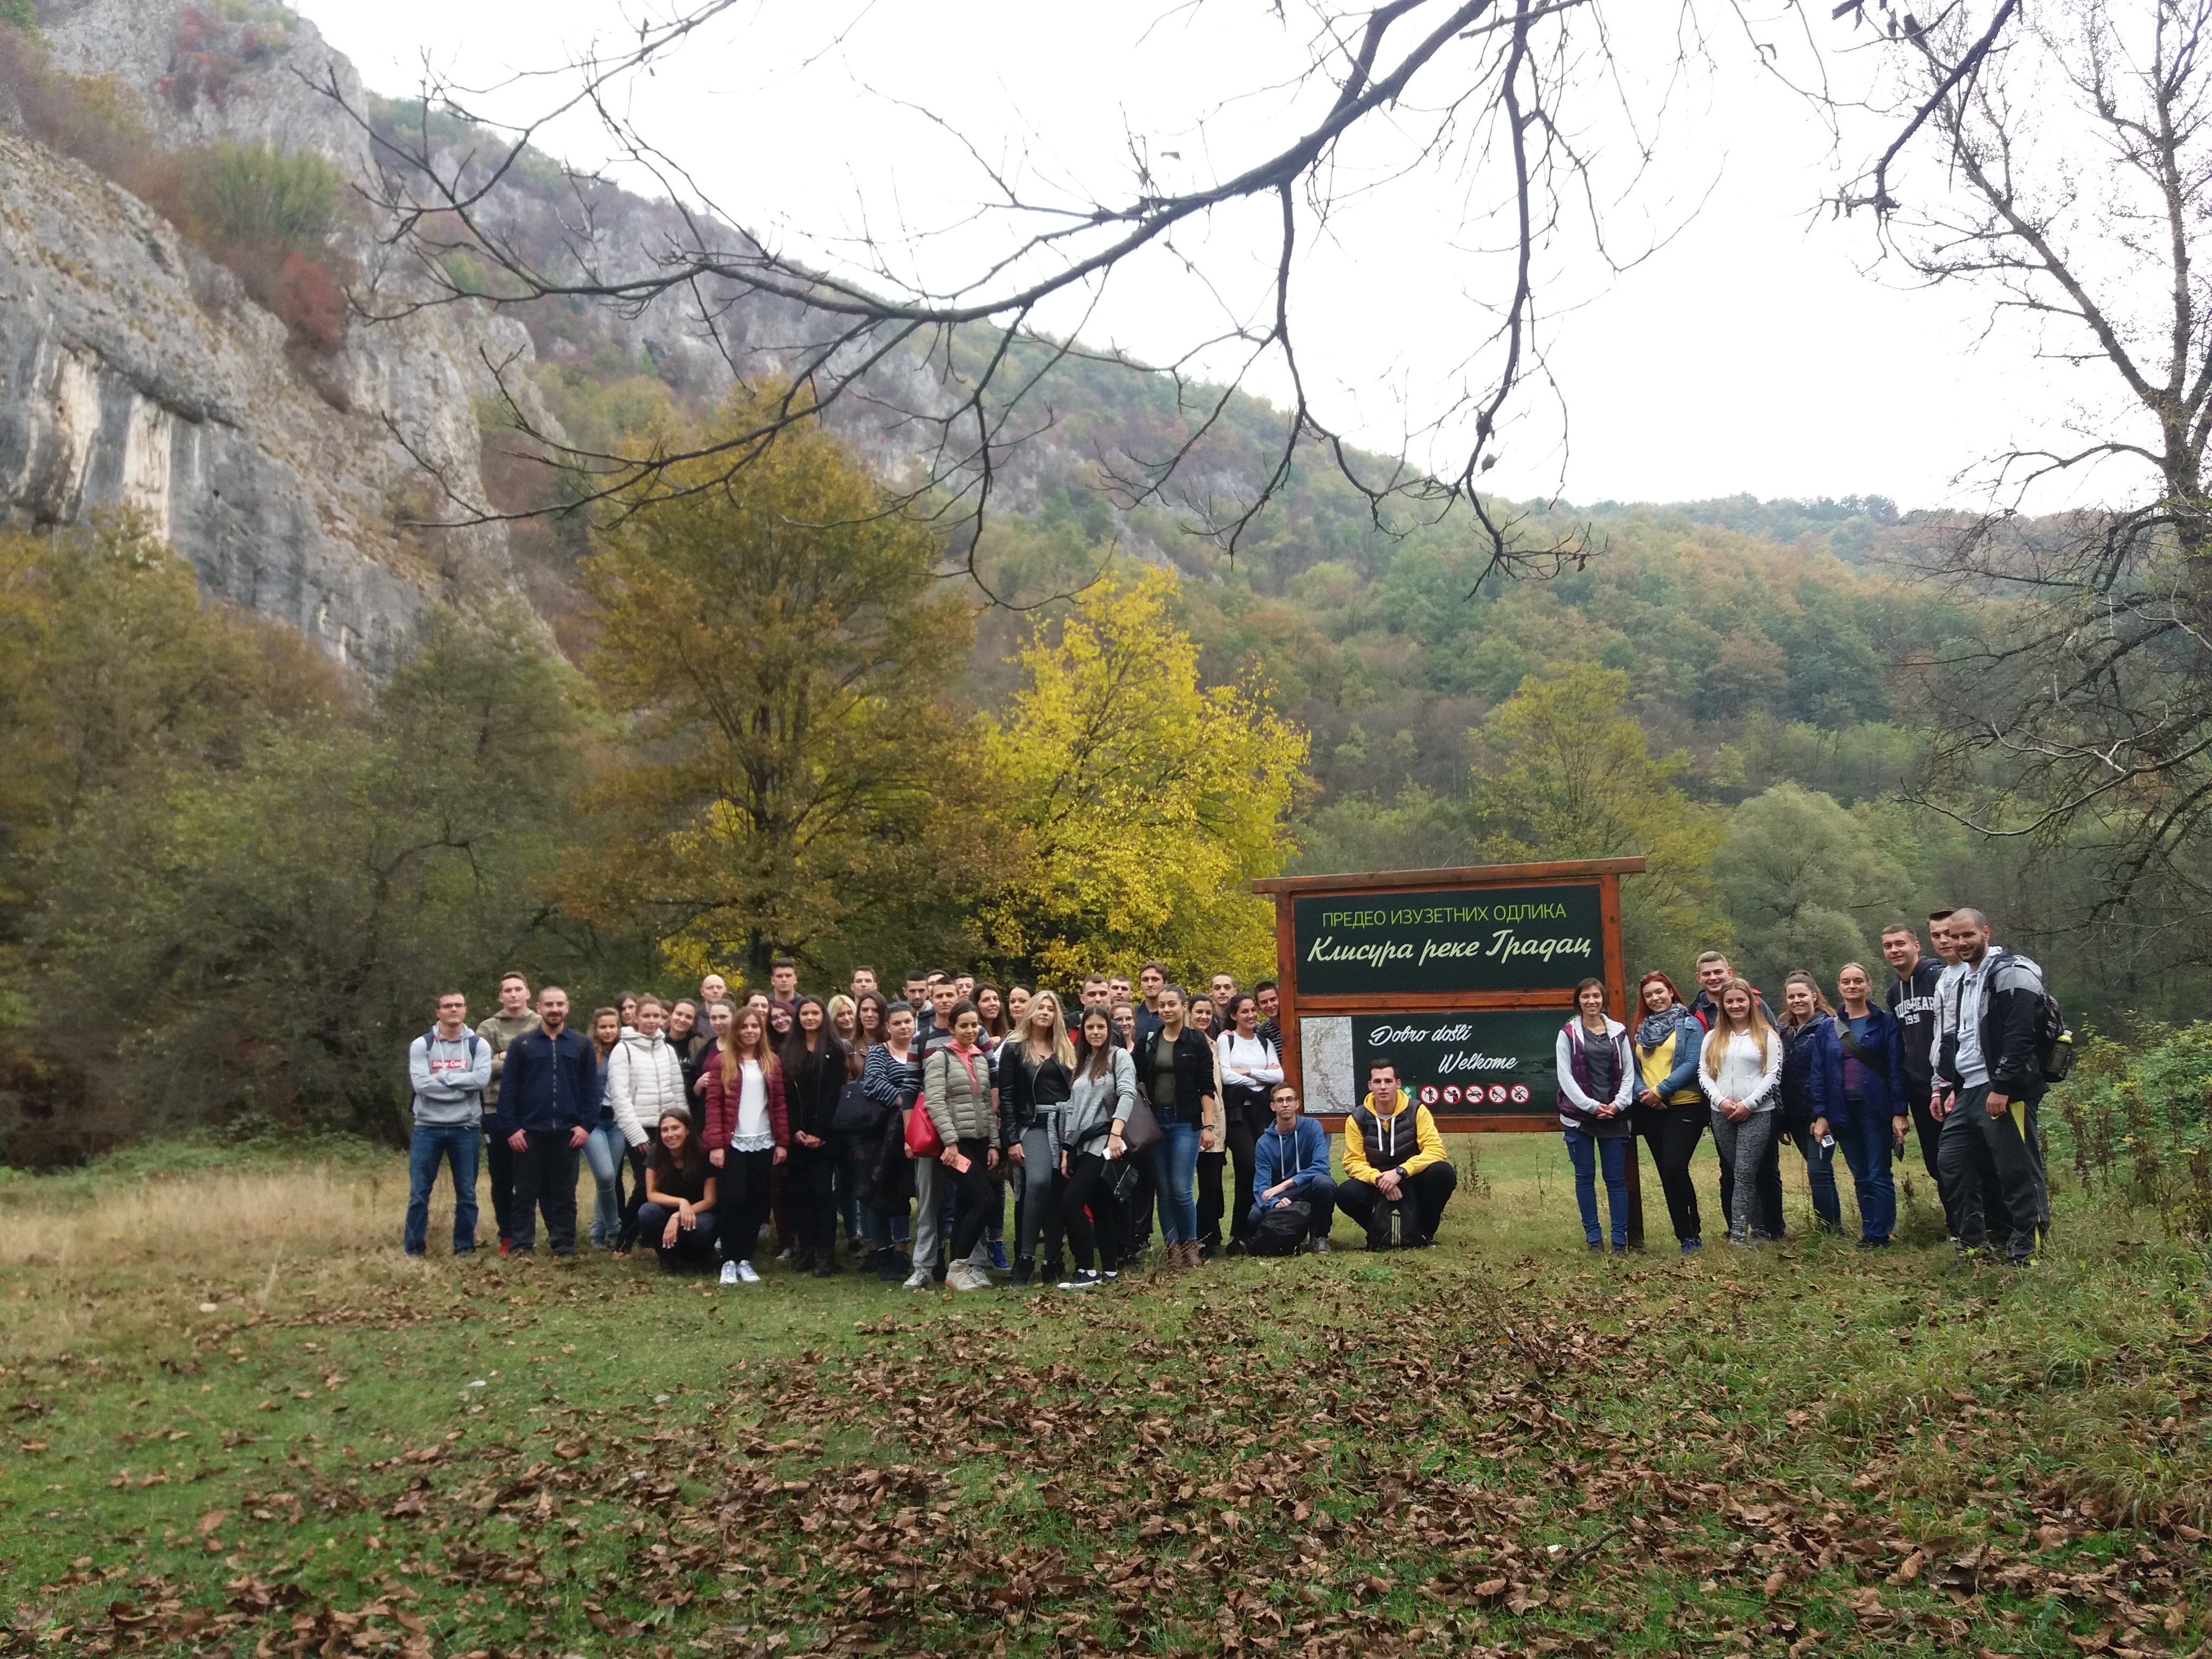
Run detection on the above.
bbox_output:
[0,1129,2206,1658]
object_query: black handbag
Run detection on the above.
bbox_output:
[832,1078,885,1137]
[1101,1154,1142,1205]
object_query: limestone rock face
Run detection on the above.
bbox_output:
[0,0,537,674]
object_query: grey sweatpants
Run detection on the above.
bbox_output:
[1710,1109,1778,1242]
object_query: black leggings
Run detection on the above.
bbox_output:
[1635,1100,1706,1243]
[787,1144,838,1251]
[721,1149,775,1266]
[1060,1151,1123,1272]
[946,1140,999,1263]
[618,1144,649,1249]
[1195,1117,1262,1246]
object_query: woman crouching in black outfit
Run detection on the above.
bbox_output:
[639,1107,719,1272]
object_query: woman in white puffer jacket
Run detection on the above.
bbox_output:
[603,996,689,1253]
[1698,977,1782,1247]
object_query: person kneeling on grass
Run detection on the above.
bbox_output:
[637,1107,719,1273]
[1337,1059,1456,1249]
[1250,1082,1335,1254]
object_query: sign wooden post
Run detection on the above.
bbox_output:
[1251,857,1649,1244]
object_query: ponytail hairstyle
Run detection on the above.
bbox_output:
[1702,976,1775,1075]
[1778,969,1834,1031]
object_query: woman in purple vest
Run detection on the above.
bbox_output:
[1554,976,1637,1253]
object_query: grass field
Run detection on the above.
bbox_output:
[1,1128,2206,1658]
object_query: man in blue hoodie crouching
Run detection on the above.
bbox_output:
[1251,1082,1336,1253]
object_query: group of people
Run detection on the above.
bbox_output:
[1555,906,2054,1264]
[402,962,1454,1290]
[400,902,2053,1289]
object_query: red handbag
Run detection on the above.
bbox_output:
[905,1050,950,1159]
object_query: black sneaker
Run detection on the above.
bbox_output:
[1225,1239,1249,1258]
[1011,1257,1034,1287]
[1856,1237,1891,1251]
[1057,1269,1101,1291]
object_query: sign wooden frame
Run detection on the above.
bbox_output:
[1252,856,1649,1234]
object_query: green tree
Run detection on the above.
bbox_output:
[1717,782,1911,993]
[981,565,1307,987]
[571,394,984,980]
[1470,662,1730,976]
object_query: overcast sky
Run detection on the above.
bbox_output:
[297,0,2108,514]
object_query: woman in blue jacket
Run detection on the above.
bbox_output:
[1777,973,1844,1236]
[1809,962,1909,1248]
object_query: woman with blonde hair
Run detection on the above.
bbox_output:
[1699,977,1783,1246]
[997,988,1077,1285]
[1777,969,1844,1236]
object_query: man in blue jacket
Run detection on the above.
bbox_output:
[1251,1083,1336,1253]
[492,985,597,1257]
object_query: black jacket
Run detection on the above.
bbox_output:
[1886,958,1944,1090]
[1935,948,2049,1102]
[781,1036,849,1144]
[1135,1026,1216,1125]
[493,1025,597,1135]
[996,1043,1073,1141]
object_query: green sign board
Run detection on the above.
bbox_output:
[1299,1007,1566,1116]
[1290,883,1603,998]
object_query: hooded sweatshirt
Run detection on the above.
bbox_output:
[409,1026,494,1127]
[1252,1115,1331,1215]
[605,1028,688,1150]
[1344,1088,1446,1184]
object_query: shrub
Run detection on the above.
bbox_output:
[2050,1020,2212,1238]
[186,141,343,253]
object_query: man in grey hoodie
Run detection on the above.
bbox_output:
[406,990,494,1256]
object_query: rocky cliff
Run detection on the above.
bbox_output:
[0,0,544,674]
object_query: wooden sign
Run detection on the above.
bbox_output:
[1254,857,1642,1119]
[1252,856,1648,1237]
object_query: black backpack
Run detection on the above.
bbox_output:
[2036,991,2074,1083]
[1251,1200,1310,1256]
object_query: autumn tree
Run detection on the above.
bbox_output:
[981,566,1307,987]
[1715,783,1911,994]
[1470,662,1729,972]
[571,394,988,980]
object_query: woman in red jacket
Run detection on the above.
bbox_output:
[701,1006,788,1284]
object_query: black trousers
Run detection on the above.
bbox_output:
[1717,1122,1784,1239]
[1339,1162,1458,1243]
[1634,1100,1706,1243]
[1061,1151,1123,1273]
[510,1131,580,1254]
[1126,1160,1157,1256]
[617,1144,649,1249]
[946,1139,999,1263]
[484,1128,517,1243]
[1938,1087,2044,1259]
[1904,1079,1961,1237]
[788,1144,839,1251]
[721,1149,775,1266]
[637,1204,719,1271]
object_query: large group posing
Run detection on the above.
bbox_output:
[403,963,1423,1290]
[1557,905,2053,1264]
[400,902,2053,1288]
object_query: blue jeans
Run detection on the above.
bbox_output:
[583,1120,629,1248]
[1563,1129,1630,1246]
[1152,1121,1203,1243]
[1782,1123,1844,1233]
[1835,1103,1897,1240]
[405,1123,480,1254]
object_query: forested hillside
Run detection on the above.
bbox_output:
[0,1,2183,1165]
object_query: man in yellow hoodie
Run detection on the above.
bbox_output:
[1340,1059,1457,1249]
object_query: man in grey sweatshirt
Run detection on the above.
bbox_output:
[407,990,494,1256]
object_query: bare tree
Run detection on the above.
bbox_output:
[1826,1,2212,953]
[333,0,1703,595]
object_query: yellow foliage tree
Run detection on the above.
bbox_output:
[569,393,990,978]
[981,566,1307,986]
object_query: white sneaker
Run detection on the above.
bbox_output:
[719,1261,738,1286]
[735,1260,762,1284]
[948,1262,987,1292]
[902,1267,934,1290]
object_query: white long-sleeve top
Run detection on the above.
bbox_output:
[604,1029,687,1148]
[1698,1026,1782,1113]
[1217,1030,1284,1094]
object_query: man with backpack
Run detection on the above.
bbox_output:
[1933,908,2052,1264]
[1250,1082,1335,1254]
[405,990,494,1256]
